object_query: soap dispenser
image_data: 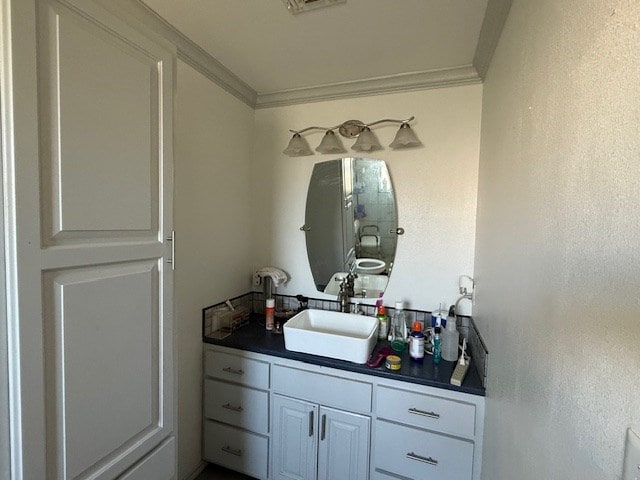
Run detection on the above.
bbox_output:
[441,306,460,361]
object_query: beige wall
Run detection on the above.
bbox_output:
[251,85,482,313]
[474,1,640,478]
[174,60,255,479]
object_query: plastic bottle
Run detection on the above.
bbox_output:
[442,307,460,362]
[392,301,408,343]
[432,327,442,364]
[409,321,425,361]
[376,305,388,340]
[265,298,275,331]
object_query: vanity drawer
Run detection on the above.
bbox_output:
[374,420,474,480]
[272,364,372,413]
[204,350,270,390]
[376,385,476,439]
[204,379,269,434]
[203,420,268,480]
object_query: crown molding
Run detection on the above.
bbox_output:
[473,0,513,80]
[255,66,482,109]
[105,0,511,110]
[103,0,257,108]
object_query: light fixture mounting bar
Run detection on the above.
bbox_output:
[283,115,420,156]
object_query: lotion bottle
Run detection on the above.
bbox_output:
[265,299,275,331]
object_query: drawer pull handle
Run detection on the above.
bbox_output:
[406,452,438,466]
[222,367,244,376]
[408,407,440,419]
[222,403,243,412]
[221,446,242,457]
[321,414,327,441]
[309,411,314,437]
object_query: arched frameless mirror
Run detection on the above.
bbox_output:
[303,158,398,298]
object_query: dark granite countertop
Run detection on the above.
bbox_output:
[203,315,485,397]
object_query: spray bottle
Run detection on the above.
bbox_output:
[441,306,460,362]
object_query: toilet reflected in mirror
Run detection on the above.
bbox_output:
[303,158,398,298]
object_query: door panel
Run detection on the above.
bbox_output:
[38,0,160,245]
[42,262,161,479]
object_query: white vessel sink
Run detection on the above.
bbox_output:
[283,309,379,364]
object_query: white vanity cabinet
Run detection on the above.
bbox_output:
[271,363,372,480]
[202,349,270,479]
[203,344,484,480]
[270,398,371,480]
[372,382,484,480]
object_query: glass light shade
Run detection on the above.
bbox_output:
[315,130,346,154]
[351,127,382,152]
[389,123,421,149]
[283,133,313,156]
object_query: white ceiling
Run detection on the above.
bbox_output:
[141,0,492,95]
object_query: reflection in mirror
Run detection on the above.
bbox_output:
[304,158,398,298]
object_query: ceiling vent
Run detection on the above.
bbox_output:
[283,0,346,15]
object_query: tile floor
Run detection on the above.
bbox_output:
[194,463,254,480]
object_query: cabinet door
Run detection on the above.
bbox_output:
[272,395,318,480]
[318,407,370,480]
[2,0,175,478]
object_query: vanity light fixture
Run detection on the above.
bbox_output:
[282,116,420,157]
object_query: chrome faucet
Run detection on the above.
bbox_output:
[345,272,356,297]
[346,262,357,297]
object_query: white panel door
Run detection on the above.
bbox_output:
[272,395,318,480]
[1,0,175,478]
[317,407,370,480]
